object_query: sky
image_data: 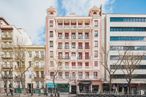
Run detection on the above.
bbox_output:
[0,0,146,45]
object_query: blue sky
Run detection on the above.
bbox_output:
[0,0,146,45]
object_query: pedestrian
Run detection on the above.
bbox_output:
[9,83,13,96]
[4,84,8,96]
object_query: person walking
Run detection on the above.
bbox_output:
[9,83,13,96]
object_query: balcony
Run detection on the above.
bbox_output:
[2,54,13,59]
[1,34,12,40]
[1,66,13,71]
[1,44,13,49]
[15,65,25,72]
[34,66,44,71]
[34,56,44,61]
[58,46,62,49]
[2,75,13,79]
[34,77,44,81]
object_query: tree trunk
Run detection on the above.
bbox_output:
[109,75,112,94]
[128,79,131,94]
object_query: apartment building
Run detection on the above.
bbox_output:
[18,45,45,93]
[106,14,146,94]
[0,18,45,93]
[45,6,104,93]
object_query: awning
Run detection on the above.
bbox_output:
[47,83,56,88]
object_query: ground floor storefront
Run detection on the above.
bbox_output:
[103,83,146,95]
[46,80,102,94]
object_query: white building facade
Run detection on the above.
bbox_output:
[106,14,146,94]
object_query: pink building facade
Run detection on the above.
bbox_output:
[45,6,104,93]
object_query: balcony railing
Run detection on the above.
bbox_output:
[15,65,25,72]
[1,34,12,40]
[1,66,13,71]
[34,56,44,61]
[1,44,13,49]
[57,24,90,29]
[34,66,44,71]
[34,77,44,81]
[2,54,13,59]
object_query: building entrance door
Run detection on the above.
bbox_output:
[27,83,33,93]
[71,85,76,94]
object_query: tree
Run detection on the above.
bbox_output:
[100,47,125,93]
[13,45,31,96]
[50,59,62,97]
[121,51,144,94]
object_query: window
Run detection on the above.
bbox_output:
[78,62,82,68]
[40,51,44,58]
[85,52,89,59]
[36,81,39,88]
[94,31,98,37]
[85,62,89,68]
[78,52,82,59]
[85,72,89,78]
[71,33,76,39]
[58,33,62,39]
[65,42,69,49]
[58,72,63,79]
[50,61,54,67]
[72,62,76,68]
[78,33,83,39]
[93,72,98,79]
[72,72,76,79]
[94,20,98,27]
[50,41,53,47]
[72,42,76,49]
[58,52,62,59]
[85,33,89,39]
[94,51,98,58]
[65,62,69,69]
[110,46,146,51]
[110,36,145,41]
[58,42,62,49]
[94,61,98,67]
[110,27,146,32]
[41,71,44,78]
[50,31,53,37]
[71,52,76,59]
[65,72,69,79]
[95,41,98,47]
[110,17,146,22]
[58,62,62,67]
[36,71,39,77]
[78,42,83,49]
[50,51,53,58]
[28,51,32,57]
[50,72,54,78]
[65,52,69,59]
[85,42,89,49]
[65,33,69,39]
[49,20,53,27]
[78,72,83,79]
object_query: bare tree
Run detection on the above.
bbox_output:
[100,47,125,93]
[121,51,144,94]
[50,59,62,97]
[13,45,31,96]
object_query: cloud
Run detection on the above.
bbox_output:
[60,0,115,16]
[0,0,56,45]
[0,0,115,45]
